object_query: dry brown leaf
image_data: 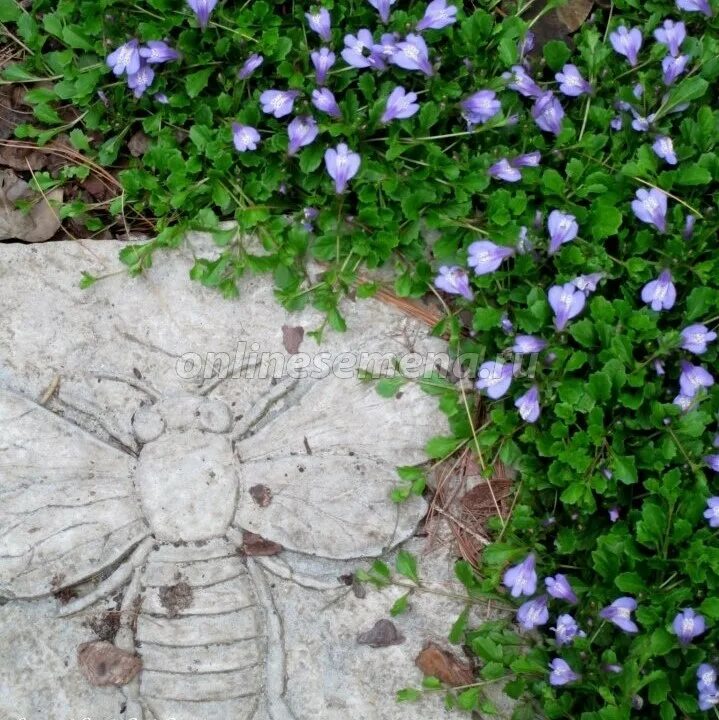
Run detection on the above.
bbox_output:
[242,530,283,556]
[0,169,62,242]
[357,619,405,648]
[281,325,305,354]
[77,641,142,687]
[556,0,594,32]
[415,641,474,687]
[127,130,150,157]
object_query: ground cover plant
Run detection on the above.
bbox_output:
[1,0,719,716]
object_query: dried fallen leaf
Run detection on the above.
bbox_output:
[127,130,150,158]
[556,0,594,32]
[249,483,273,507]
[282,325,305,354]
[357,619,405,648]
[77,641,142,687]
[522,0,594,52]
[0,169,62,242]
[242,530,283,556]
[415,641,474,687]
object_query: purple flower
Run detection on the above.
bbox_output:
[306,8,331,42]
[139,41,179,65]
[547,210,578,254]
[513,152,541,168]
[476,361,514,399]
[662,54,690,85]
[517,226,531,254]
[373,33,398,60]
[698,664,718,692]
[653,136,677,165]
[679,360,714,397]
[154,93,169,104]
[632,188,668,232]
[554,614,585,646]
[391,34,433,76]
[641,269,676,310]
[545,574,578,604]
[505,65,542,98]
[518,595,549,630]
[512,335,547,354]
[435,266,474,300]
[572,273,603,294]
[674,393,695,412]
[381,86,420,123]
[604,664,623,674]
[324,143,360,193]
[549,283,586,331]
[676,0,713,16]
[238,53,264,79]
[106,39,141,77]
[532,92,565,135]
[630,108,656,132]
[654,19,686,56]
[699,689,719,711]
[311,88,342,118]
[609,26,643,66]
[461,89,501,126]
[287,116,318,156]
[502,555,537,598]
[187,0,217,29]
[302,206,318,232]
[681,324,717,354]
[515,385,541,423]
[555,64,592,97]
[489,159,521,182]
[232,123,260,152]
[703,498,719,527]
[341,30,376,69]
[705,455,719,472]
[127,64,154,98]
[684,215,696,239]
[416,0,457,31]
[609,507,620,522]
[467,240,514,275]
[260,89,300,118]
[654,359,666,376]
[549,658,579,686]
[311,48,336,85]
[501,315,514,334]
[633,83,644,98]
[610,115,623,131]
[600,597,639,633]
[368,0,396,23]
[672,608,706,645]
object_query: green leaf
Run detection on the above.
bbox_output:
[543,40,571,71]
[396,550,419,584]
[612,455,638,485]
[589,204,622,240]
[390,592,410,616]
[425,435,463,459]
[185,68,213,98]
[0,0,21,22]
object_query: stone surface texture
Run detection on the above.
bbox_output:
[0,237,491,720]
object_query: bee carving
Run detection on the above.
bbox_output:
[0,362,439,720]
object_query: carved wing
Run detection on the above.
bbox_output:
[0,388,149,598]
[233,376,439,560]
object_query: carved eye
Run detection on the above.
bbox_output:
[198,399,232,434]
[131,405,165,444]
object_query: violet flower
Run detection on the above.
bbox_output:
[545,574,578,604]
[489,158,521,182]
[704,498,719,527]
[684,215,696,239]
[502,554,537,597]
[287,116,318,155]
[154,93,169,104]
[467,240,514,275]
[461,89,501,126]
[681,324,717,354]
[630,108,656,132]
[505,65,542,98]
[609,507,620,522]
[391,34,433,75]
[342,30,376,69]
[373,33,398,61]
[641,269,676,311]
[232,123,260,152]
[311,48,336,85]
[632,188,668,232]
[676,0,713,16]
[434,266,474,300]
[555,64,592,97]
[654,360,666,376]
[368,0,396,23]
[515,385,541,423]
[600,597,639,633]
[662,54,690,85]
[311,88,342,118]
[532,92,565,135]
[501,315,514,334]
[512,335,547,354]
[674,393,695,412]
[653,136,677,165]
[554,614,585,646]
[609,25,643,66]
[549,283,586,330]
[187,0,217,29]
[260,89,300,118]
[633,83,644,99]
[547,210,578,254]
[139,41,179,65]
[127,64,154,98]
[416,0,457,31]
[514,152,541,167]
[324,143,360,193]
[381,86,420,123]
[699,690,719,711]
[654,19,686,56]
[610,115,623,131]
[572,273,603,294]
[476,361,514,399]
[698,664,718,693]
[238,53,264,79]
[518,595,549,630]
[679,360,714,397]
[672,608,706,645]
[705,455,719,472]
[306,8,331,42]
[549,658,579,686]
[106,39,141,76]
